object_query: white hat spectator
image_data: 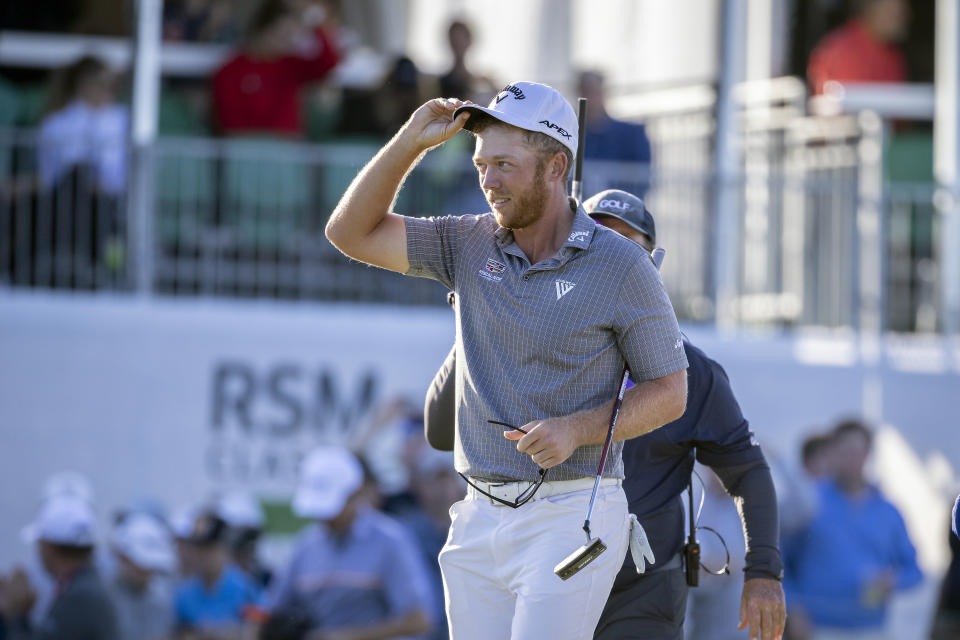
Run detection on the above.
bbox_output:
[293,446,364,519]
[216,491,265,529]
[112,513,175,572]
[22,496,96,547]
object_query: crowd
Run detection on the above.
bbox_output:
[0,407,954,639]
[4,0,920,292]
[0,410,462,640]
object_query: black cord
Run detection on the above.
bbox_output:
[685,458,733,584]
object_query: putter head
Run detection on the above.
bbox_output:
[554,537,607,581]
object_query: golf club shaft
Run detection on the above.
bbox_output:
[571,97,587,201]
[583,366,631,538]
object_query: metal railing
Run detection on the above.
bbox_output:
[0,83,948,333]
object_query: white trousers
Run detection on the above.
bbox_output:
[439,483,630,640]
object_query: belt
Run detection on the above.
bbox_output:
[466,476,621,506]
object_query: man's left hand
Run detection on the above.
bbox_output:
[739,577,786,640]
[505,417,581,469]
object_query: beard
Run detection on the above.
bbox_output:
[492,159,549,230]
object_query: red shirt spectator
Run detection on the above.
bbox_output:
[212,0,339,136]
[807,0,909,95]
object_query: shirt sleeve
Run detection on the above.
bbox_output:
[612,255,688,381]
[689,350,765,468]
[712,460,784,581]
[424,345,457,451]
[404,215,468,289]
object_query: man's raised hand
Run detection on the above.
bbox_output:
[402,98,472,151]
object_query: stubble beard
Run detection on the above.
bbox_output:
[493,160,549,231]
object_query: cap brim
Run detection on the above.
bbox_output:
[454,104,575,154]
[589,212,654,240]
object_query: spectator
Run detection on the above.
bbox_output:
[393,449,463,640]
[800,431,835,479]
[171,506,200,580]
[807,0,909,95]
[34,55,128,284]
[108,512,176,640]
[577,69,652,195]
[19,472,100,630]
[216,492,272,589]
[37,55,128,195]
[0,496,119,639]
[376,56,428,140]
[267,446,434,639]
[211,0,340,137]
[438,20,496,105]
[782,418,923,639]
[173,511,262,637]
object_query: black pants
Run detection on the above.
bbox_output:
[594,567,688,640]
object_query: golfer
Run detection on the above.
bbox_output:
[325,81,688,639]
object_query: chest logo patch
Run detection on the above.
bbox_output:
[485,258,506,274]
[479,258,506,282]
[555,279,577,300]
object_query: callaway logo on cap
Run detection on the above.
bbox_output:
[453,81,579,158]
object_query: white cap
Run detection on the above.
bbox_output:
[22,496,96,547]
[216,491,265,529]
[112,513,175,572]
[42,470,94,505]
[453,81,579,157]
[293,446,363,519]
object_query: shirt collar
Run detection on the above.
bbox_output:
[562,200,597,251]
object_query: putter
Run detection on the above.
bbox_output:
[554,366,631,580]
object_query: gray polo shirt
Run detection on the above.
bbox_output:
[405,203,688,483]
